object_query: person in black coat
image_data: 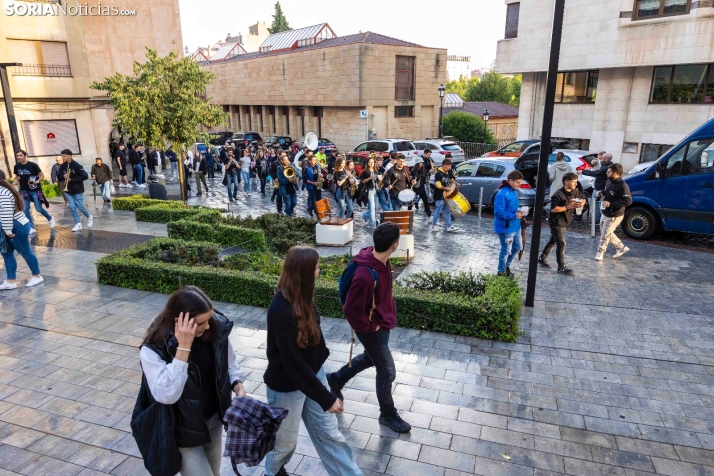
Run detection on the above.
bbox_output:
[57,149,93,232]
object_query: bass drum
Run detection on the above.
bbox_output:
[397,189,416,208]
[446,192,471,217]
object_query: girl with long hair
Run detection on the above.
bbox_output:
[137,286,246,476]
[333,158,353,219]
[263,246,362,476]
[240,149,253,195]
[360,155,379,226]
[0,169,43,289]
[255,148,267,195]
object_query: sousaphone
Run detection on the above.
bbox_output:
[294,132,320,168]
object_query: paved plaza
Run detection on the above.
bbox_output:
[0,178,712,475]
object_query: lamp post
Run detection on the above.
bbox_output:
[0,63,23,175]
[482,109,490,144]
[438,84,445,138]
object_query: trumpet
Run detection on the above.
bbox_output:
[64,170,70,192]
[284,166,299,184]
[377,174,386,191]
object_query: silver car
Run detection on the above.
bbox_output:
[430,158,535,207]
[414,139,466,166]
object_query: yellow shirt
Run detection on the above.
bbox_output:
[315,152,327,168]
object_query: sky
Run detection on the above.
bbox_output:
[178,0,507,72]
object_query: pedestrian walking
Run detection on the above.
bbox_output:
[270,152,283,213]
[327,223,412,434]
[51,155,69,205]
[303,154,322,218]
[224,150,240,201]
[278,154,297,217]
[538,172,586,275]
[166,146,178,180]
[264,246,362,476]
[581,152,612,191]
[240,149,253,196]
[431,157,460,232]
[595,163,632,261]
[256,149,267,195]
[204,147,215,180]
[13,150,55,234]
[90,157,113,203]
[128,144,141,186]
[411,157,432,219]
[194,154,208,197]
[114,143,131,188]
[58,149,93,232]
[360,155,379,226]
[334,158,353,218]
[0,170,44,289]
[548,152,574,200]
[135,286,247,476]
[494,170,526,277]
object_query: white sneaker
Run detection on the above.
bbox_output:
[139,184,147,189]
[87,215,93,228]
[72,223,82,232]
[447,225,460,233]
[25,276,44,287]
[595,252,604,261]
[613,246,630,259]
[29,228,37,235]
[0,281,18,291]
[48,216,55,229]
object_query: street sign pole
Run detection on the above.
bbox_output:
[0,63,23,161]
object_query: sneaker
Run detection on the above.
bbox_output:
[196,192,202,196]
[29,228,37,235]
[379,410,411,433]
[276,467,289,476]
[72,223,82,232]
[326,373,344,402]
[447,225,460,233]
[557,266,574,275]
[595,252,604,261]
[505,267,514,277]
[48,216,55,229]
[139,184,147,189]
[87,216,93,228]
[497,271,506,277]
[0,281,18,291]
[613,246,630,259]
[26,276,44,287]
[538,257,551,268]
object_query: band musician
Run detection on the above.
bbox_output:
[432,157,460,232]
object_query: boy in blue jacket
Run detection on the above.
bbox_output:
[494,170,526,276]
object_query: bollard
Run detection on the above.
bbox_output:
[590,190,597,238]
[478,187,484,219]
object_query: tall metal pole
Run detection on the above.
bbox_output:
[438,96,444,138]
[0,64,23,159]
[525,0,566,307]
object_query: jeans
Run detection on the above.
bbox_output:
[178,413,222,476]
[2,220,41,280]
[226,174,239,199]
[259,172,267,194]
[362,189,377,226]
[170,161,178,177]
[378,189,392,212]
[497,230,523,273]
[99,182,111,201]
[206,164,215,179]
[599,215,625,254]
[264,368,361,476]
[414,187,431,217]
[134,164,144,185]
[389,197,401,211]
[22,191,52,228]
[195,172,207,194]
[542,225,567,267]
[282,192,297,216]
[242,171,251,193]
[65,193,90,224]
[432,199,452,229]
[335,189,353,218]
[332,328,396,417]
[307,187,322,216]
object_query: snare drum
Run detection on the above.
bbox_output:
[397,189,417,208]
[445,192,471,217]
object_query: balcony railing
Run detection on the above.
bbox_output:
[13,64,72,77]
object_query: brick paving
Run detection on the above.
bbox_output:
[0,177,711,475]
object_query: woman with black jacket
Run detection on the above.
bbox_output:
[263,246,362,476]
[136,286,246,476]
[410,157,432,218]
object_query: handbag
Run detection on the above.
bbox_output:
[0,228,8,255]
[110,184,116,194]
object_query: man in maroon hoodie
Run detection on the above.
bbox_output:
[326,223,412,433]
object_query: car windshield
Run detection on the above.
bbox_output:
[441,143,460,151]
[319,139,334,145]
[395,141,415,151]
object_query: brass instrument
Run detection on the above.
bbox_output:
[63,170,70,192]
[284,165,299,184]
[347,170,358,196]
[326,173,334,181]
[317,167,325,188]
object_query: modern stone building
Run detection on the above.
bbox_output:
[495,0,714,169]
[0,0,182,172]
[204,24,447,153]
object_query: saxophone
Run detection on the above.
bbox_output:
[347,170,358,196]
[316,166,325,188]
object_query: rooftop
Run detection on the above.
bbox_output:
[444,101,519,118]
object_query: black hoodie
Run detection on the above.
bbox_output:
[602,178,632,218]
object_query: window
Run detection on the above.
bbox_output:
[634,0,690,20]
[7,40,71,77]
[455,163,475,177]
[395,106,414,118]
[22,120,80,157]
[414,142,427,151]
[505,2,520,39]
[640,143,673,163]
[662,138,714,177]
[395,56,415,100]
[553,137,590,150]
[502,142,524,153]
[369,142,389,152]
[313,107,323,117]
[555,71,598,103]
[476,163,506,178]
[650,64,713,104]
[353,142,369,153]
[394,141,415,152]
[623,142,639,154]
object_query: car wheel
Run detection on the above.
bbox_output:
[622,206,658,240]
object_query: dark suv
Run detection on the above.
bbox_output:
[230,132,263,151]
[208,131,234,146]
[265,136,293,151]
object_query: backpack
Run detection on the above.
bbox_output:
[338,262,379,368]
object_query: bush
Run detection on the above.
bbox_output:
[401,270,487,298]
[113,196,185,211]
[40,180,62,198]
[443,111,496,144]
[224,213,316,254]
[222,251,284,276]
[135,205,222,224]
[167,219,266,251]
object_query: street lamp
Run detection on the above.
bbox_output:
[438,84,446,138]
[482,109,490,144]
[0,63,23,176]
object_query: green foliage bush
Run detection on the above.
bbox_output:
[401,270,487,298]
[135,205,222,224]
[223,213,316,254]
[113,196,185,211]
[167,219,266,251]
[40,180,62,199]
[443,111,496,144]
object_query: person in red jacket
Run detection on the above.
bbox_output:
[326,223,411,433]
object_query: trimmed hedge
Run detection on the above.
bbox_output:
[97,239,521,341]
[113,196,185,211]
[135,206,222,224]
[40,180,62,199]
[167,219,267,251]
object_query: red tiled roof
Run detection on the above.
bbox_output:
[444,101,519,118]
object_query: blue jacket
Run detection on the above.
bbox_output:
[494,183,521,234]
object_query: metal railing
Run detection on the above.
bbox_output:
[457,141,500,159]
[13,64,72,77]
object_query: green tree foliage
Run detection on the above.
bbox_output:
[268,2,291,34]
[90,48,227,151]
[446,73,522,107]
[445,76,479,99]
[443,111,496,144]
[510,74,522,108]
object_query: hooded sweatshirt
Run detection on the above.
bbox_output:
[494,181,522,234]
[343,246,397,333]
[548,161,574,199]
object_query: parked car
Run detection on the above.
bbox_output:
[482,140,539,158]
[627,160,655,176]
[514,142,590,188]
[297,137,337,153]
[208,131,234,145]
[621,119,714,239]
[429,158,536,208]
[230,132,263,151]
[547,151,597,191]
[265,136,294,151]
[346,139,419,173]
[414,139,465,166]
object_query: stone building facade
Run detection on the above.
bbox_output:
[0,0,182,172]
[204,32,447,153]
[496,0,714,170]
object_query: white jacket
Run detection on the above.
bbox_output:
[548,161,574,198]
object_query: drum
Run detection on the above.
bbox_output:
[446,192,471,217]
[397,189,417,207]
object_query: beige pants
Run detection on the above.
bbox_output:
[178,413,223,476]
[599,215,625,254]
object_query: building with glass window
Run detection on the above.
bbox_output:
[495,0,714,170]
[203,24,447,153]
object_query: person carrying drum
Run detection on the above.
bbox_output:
[384,154,411,211]
[431,157,460,233]
[410,157,431,219]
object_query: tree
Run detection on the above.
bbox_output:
[446,76,479,100]
[268,2,291,34]
[510,74,522,108]
[466,71,513,104]
[443,111,496,144]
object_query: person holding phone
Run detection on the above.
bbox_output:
[13,150,54,234]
